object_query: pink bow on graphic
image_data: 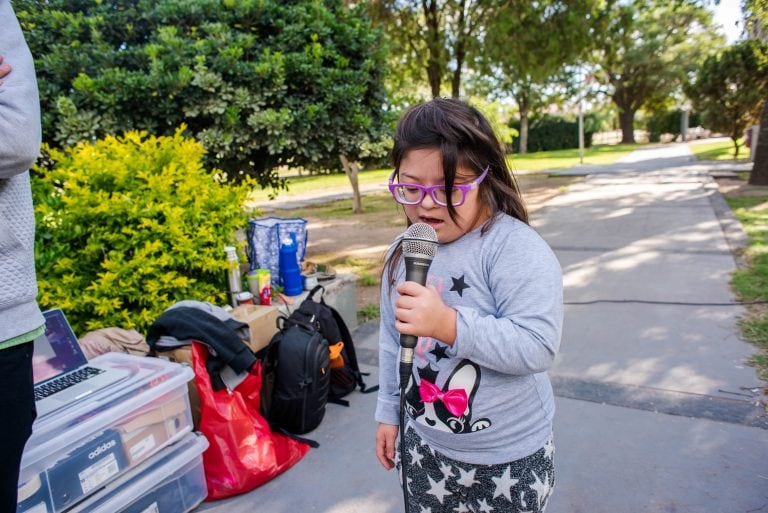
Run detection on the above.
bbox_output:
[419,379,468,417]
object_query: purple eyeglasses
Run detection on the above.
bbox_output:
[388,166,489,207]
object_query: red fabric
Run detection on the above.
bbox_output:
[193,342,310,500]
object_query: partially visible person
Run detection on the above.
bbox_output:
[0,0,45,510]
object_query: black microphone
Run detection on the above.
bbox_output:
[398,223,438,385]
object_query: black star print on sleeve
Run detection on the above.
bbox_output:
[429,344,449,361]
[450,275,470,297]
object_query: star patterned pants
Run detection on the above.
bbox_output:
[396,426,555,513]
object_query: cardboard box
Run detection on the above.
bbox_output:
[232,304,280,353]
[160,347,201,429]
[117,394,191,465]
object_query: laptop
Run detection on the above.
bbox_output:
[33,309,131,418]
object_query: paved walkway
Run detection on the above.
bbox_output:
[198,143,767,513]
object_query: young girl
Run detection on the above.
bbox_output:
[375,98,563,513]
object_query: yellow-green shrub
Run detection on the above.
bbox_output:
[33,128,256,335]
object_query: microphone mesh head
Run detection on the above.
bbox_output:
[402,223,438,258]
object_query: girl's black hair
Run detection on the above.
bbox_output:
[383,98,528,290]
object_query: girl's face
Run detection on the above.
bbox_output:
[397,148,489,244]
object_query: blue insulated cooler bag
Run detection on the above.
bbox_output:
[246,217,308,287]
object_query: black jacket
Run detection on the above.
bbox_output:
[147,306,255,390]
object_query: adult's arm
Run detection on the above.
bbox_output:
[0,0,42,179]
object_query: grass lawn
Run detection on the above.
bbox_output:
[726,195,768,381]
[508,143,643,172]
[690,138,749,161]
[258,168,393,198]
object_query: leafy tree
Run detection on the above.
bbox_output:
[367,0,497,99]
[686,40,768,160]
[743,0,767,42]
[743,0,768,184]
[468,97,518,148]
[480,0,611,153]
[595,0,720,143]
[16,0,390,198]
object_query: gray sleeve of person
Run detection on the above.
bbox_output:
[375,242,406,426]
[446,217,564,374]
[0,0,44,344]
[0,0,42,179]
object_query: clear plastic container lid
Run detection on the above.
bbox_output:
[22,353,194,474]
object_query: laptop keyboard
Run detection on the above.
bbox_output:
[34,366,105,400]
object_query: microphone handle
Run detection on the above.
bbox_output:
[403,255,431,287]
[399,254,433,383]
[399,254,432,350]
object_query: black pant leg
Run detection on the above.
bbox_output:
[0,342,36,513]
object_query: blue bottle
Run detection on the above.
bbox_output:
[279,233,303,296]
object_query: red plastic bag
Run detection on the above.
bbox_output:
[192,342,310,500]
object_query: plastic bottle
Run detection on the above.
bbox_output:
[224,246,242,307]
[278,233,303,296]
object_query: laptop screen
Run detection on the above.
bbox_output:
[33,310,88,384]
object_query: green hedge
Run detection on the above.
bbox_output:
[646,109,702,142]
[510,115,594,152]
[32,128,256,335]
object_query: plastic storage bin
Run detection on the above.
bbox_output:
[66,432,209,513]
[17,353,194,513]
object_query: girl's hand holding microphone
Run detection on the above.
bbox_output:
[395,282,457,346]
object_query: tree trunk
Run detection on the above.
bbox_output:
[451,49,463,99]
[339,154,363,214]
[451,0,466,99]
[428,60,441,98]
[749,100,768,185]
[619,108,636,144]
[423,0,442,98]
[519,110,529,155]
[516,90,530,154]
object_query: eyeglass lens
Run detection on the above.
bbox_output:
[392,185,464,206]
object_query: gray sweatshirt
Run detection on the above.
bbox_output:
[375,214,563,465]
[0,0,44,345]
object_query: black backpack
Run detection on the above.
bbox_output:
[287,285,377,405]
[259,315,330,437]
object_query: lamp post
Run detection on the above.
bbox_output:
[578,67,591,164]
[578,95,584,164]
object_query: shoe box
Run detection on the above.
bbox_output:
[65,432,209,513]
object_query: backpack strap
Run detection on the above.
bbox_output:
[304,284,379,395]
[273,426,320,448]
[328,397,351,407]
[307,284,326,303]
[329,307,378,394]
